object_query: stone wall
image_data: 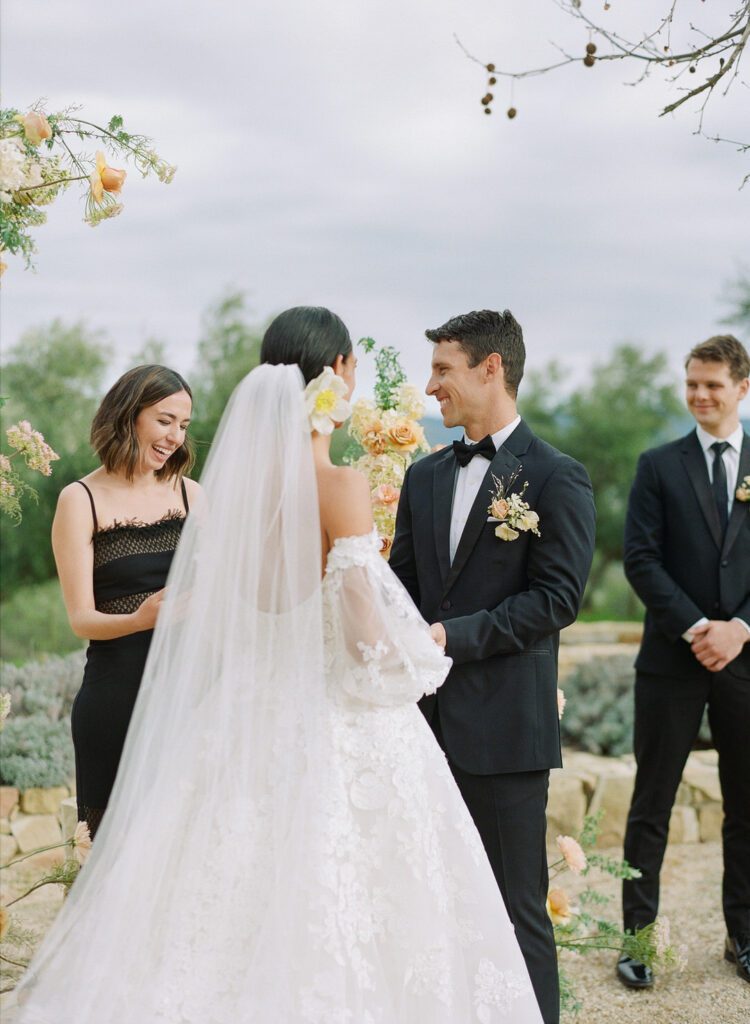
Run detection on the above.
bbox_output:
[548,748,721,848]
[0,786,77,869]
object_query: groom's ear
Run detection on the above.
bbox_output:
[484,352,504,384]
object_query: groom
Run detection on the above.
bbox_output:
[390,309,596,1024]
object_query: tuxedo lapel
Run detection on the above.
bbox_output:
[680,431,722,549]
[432,449,457,586]
[722,432,750,557]
[441,420,534,599]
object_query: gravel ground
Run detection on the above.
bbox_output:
[562,840,750,1024]
[2,841,748,1022]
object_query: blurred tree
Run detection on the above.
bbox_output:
[188,292,264,478]
[129,337,168,366]
[519,344,684,609]
[720,269,750,334]
[0,321,111,597]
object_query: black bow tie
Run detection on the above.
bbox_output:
[452,435,496,468]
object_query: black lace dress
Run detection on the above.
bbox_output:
[71,479,189,837]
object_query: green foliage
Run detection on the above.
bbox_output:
[189,292,264,478]
[720,269,750,333]
[578,559,644,623]
[358,336,406,410]
[0,713,74,788]
[0,650,84,720]
[561,654,712,755]
[520,345,684,608]
[0,321,108,597]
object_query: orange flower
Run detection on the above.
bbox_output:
[373,484,400,506]
[546,888,572,925]
[387,419,420,453]
[20,112,52,145]
[90,151,126,203]
[379,535,393,558]
[362,428,388,455]
[490,498,510,520]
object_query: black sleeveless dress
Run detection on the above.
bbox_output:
[71,480,189,837]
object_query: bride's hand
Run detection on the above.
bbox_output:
[430,622,447,648]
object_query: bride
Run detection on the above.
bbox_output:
[16,307,543,1023]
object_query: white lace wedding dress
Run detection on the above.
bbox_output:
[16,367,542,1024]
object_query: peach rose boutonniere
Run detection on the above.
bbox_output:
[736,475,750,503]
[486,467,541,542]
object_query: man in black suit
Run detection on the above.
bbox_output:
[619,334,750,989]
[390,309,596,1024]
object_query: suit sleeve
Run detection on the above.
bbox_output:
[442,458,596,665]
[389,464,421,608]
[623,451,703,640]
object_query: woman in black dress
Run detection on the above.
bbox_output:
[51,365,199,838]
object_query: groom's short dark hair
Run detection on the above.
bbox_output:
[425,309,525,398]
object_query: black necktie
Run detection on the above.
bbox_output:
[452,435,496,468]
[711,441,730,534]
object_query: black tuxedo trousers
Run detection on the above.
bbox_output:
[391,420,596,1024]
[622,431,750,937]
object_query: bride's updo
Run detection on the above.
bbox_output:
[260,306,353,384]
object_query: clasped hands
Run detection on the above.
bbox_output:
[690,619,749,672]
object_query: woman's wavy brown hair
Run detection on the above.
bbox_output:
[90,365,195,482]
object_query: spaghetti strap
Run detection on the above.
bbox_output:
[180,478,190,515]
[76,480,99,533]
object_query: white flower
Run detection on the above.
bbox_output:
[303,366,352,435]
[0,138,27,202]
[495,522,519,541]
[0,691,11,729]
[395,383,425,420]
[71,821,92,864]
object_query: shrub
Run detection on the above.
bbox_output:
[0,713,74,789]
[561,654,711,756]
[0,650,84,722]
[0,578,83,662]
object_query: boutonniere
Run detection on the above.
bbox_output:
[736,475,750,503]
[486,467,541,542]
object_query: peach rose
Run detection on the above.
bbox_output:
[546,888,572,926]
[362,428,388,455]
[387,419,420,453]
[90,151,127,203]
[373,484,400,506]
[20,112,52,145]
[379,534,393,558]
[556,834,587,874]
[490,498,510,520]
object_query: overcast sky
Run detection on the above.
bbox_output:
[1,0,747,407]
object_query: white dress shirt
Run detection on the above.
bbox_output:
[684,423,749,642]
[449,416,521,563]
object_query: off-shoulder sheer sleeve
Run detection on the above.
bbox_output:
[323,531,451,707]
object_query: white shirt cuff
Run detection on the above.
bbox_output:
[732,617,750,638]
[683,617,709,643]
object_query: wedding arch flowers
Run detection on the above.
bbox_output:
[347,339,430,557]
[0,102,176,271]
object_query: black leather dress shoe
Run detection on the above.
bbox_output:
[725,934,750,983]
[616,954,654,989]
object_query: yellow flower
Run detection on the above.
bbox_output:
[546,888,572,925]
[556,834,587,874]
[71,821,92,865]
[89,151,127,203]
[495,522,519,541]
[18,111,52,146]
[304,367,351,435]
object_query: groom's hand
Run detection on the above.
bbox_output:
[430,622,447,648]
[691,619,748,672]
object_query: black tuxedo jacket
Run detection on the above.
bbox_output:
[390,419,596,775]
[624,429,750,681]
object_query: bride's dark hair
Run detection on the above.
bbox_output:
[260,306,353,384]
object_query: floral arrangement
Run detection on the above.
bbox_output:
[548,814,686,1014]
[347,339,430,556]
[486,467,540,542]
[0,103,176,271]
[0,409,60,523]
[736,475,750,503]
